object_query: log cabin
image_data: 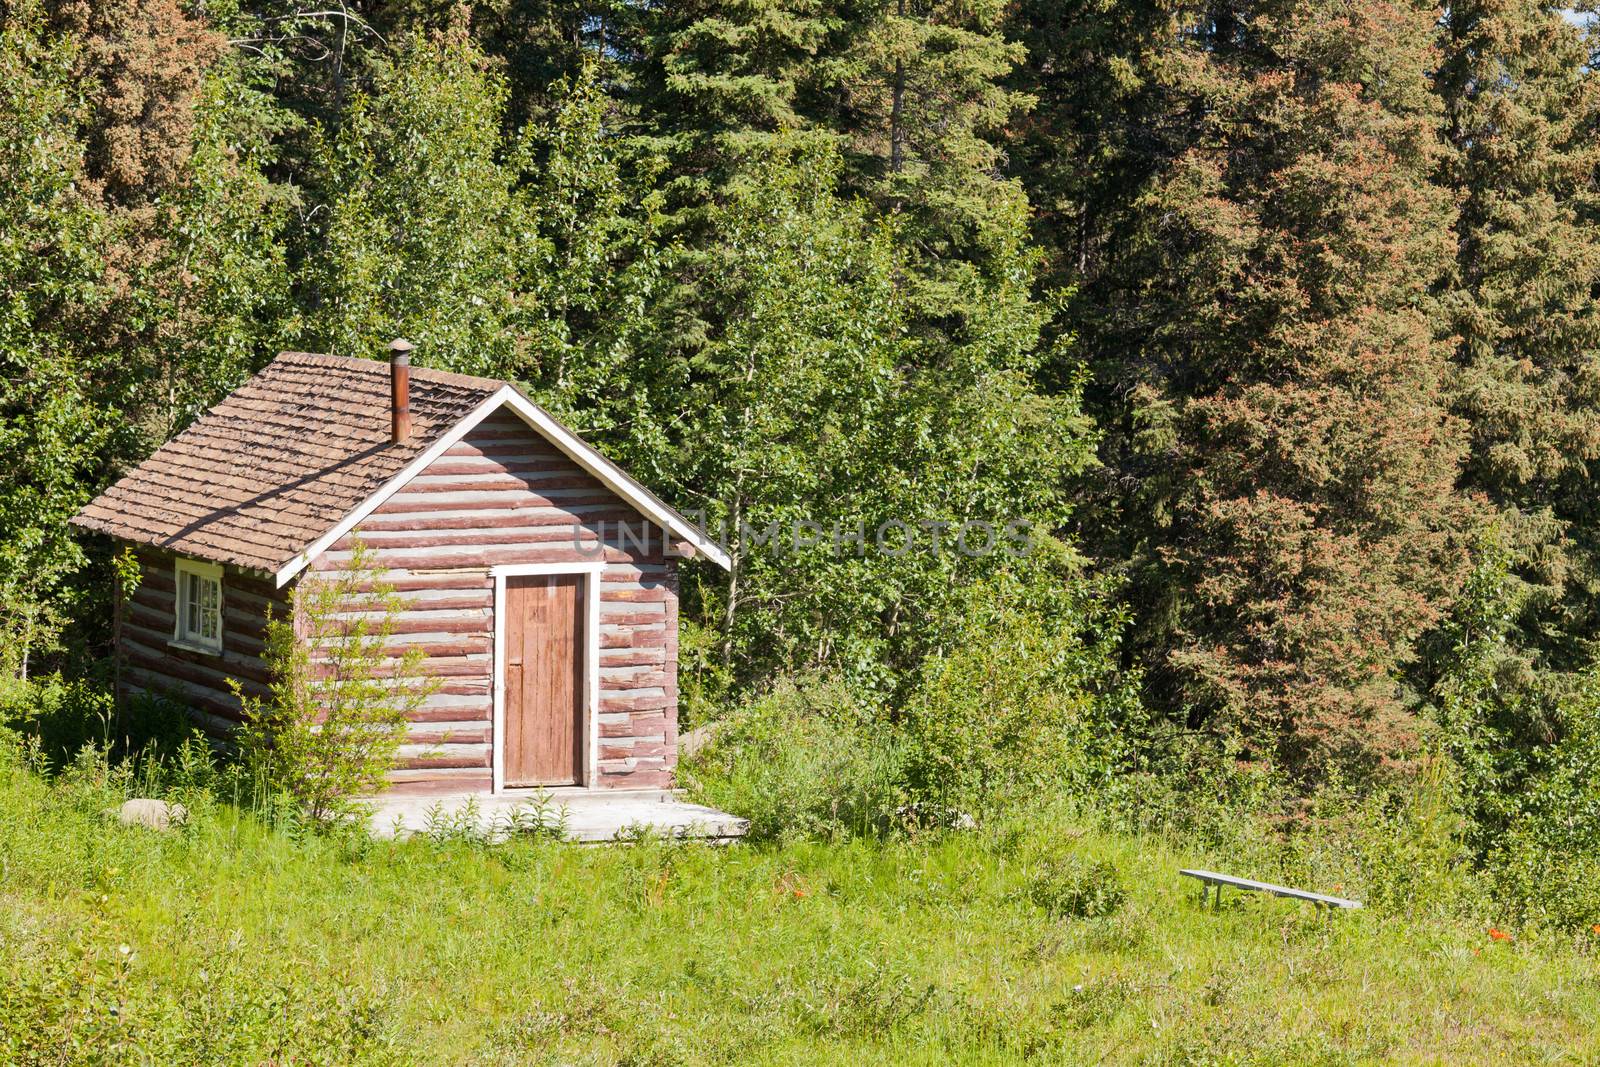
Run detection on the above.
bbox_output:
[70,342,729,796]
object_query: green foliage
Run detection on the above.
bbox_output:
[0,1,119,678]
[142,51,297,434]
[899,568,1140,820]
[6,749,1600,1062]
[689,569,1139,839]
[1027,855,1126,920]
[655,139,1096,690]
[235,542,437,823]
[686,676,905,842]
[1435,0,1600,695]
[302,23,530,373]
[1053,0,1480,780]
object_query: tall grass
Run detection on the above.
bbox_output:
[3,729,1599,1065]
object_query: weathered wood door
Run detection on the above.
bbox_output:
[503,573,584,786]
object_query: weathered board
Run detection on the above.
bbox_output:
[120,549,286,734]
[503,573,583,787]
[315,411,681,795]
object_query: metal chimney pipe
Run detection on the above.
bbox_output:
[389,338,413,443]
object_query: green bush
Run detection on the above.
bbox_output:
[236,540,437,824]
[1027,855,1127,919]
[682,676,904,842]
[898,570,1142,822]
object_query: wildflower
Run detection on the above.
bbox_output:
[1591,924,1600,936]
[1487,927,1512,942]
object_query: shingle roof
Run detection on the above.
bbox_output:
[71,352,500,575]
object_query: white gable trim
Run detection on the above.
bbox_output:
[494,389,731,571]
[273,386,729,588]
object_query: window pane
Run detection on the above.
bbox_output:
[202,577,219,641]
[184,573,199,637]
[178,569,222,647]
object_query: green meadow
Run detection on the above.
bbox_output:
[4,752,1596,1066]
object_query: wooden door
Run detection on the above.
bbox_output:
[503,573,585,786]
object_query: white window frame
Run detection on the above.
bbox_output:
[171,557,225,655]
[491,561,604,793]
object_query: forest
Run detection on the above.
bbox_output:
[5,2,1600,1052]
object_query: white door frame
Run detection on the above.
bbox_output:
[491,561,604,793]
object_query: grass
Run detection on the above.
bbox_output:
[3,757,1599,1065]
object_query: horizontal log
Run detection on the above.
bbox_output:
[123,615,266,658]
[400,752,491,770]
[601,563,675,583]
[353,508,638,534]
[338,528,617,552]
[122,684,237,740]
[407,704,491,724]
[133,552,281,599]
[423,455,585,476]
[123,666,244,723]
[136,571,288,620]
[332,594,492,614]
[325,614,490,637]
[600,587,673,603]
[384,477,616,497]
[385,637,491,658]
[599,608,667,626]
[123,645,269,700]
[404,472,602,492]
[334,573,493,594]
[404,728,491,746]
[599,713,670,739]
[378,492,623,515]
[599,670,670,690]
[383,770,492,796]
[599,694,671,714]
[441,442,552,460]
[316,546,654,571]
[599,649,668,667]
[423,680,491,697]
[413,657,493,679]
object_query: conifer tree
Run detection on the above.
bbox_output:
[630,0,1033,345]
[826,0,1034,316]
[1431,1,1600,696]
[1062,1,1482,777]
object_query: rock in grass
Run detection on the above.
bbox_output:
[107,799,189,831]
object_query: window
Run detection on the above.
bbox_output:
[172,558,223,653]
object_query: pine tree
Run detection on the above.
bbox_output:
[1432,1,1600,695]
[630,0,1033,347]
[825,0,1034,317]
[1064,1,1482,778]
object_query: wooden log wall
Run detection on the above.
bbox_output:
[120,549,286,736]
[311,410,681,795]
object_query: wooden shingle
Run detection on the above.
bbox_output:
[71,352,499,575]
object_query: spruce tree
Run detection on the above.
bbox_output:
[1432,1,1600,696]
[630,0,1033,347]
[825,0,1034,317]
[1062,1,1481,778]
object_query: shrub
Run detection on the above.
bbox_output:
[1027,855,1126,919]
[898,570,1142,822]
[682,675,903,842]
[235,541,437,823]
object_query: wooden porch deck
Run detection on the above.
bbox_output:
[367,788,749,843]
